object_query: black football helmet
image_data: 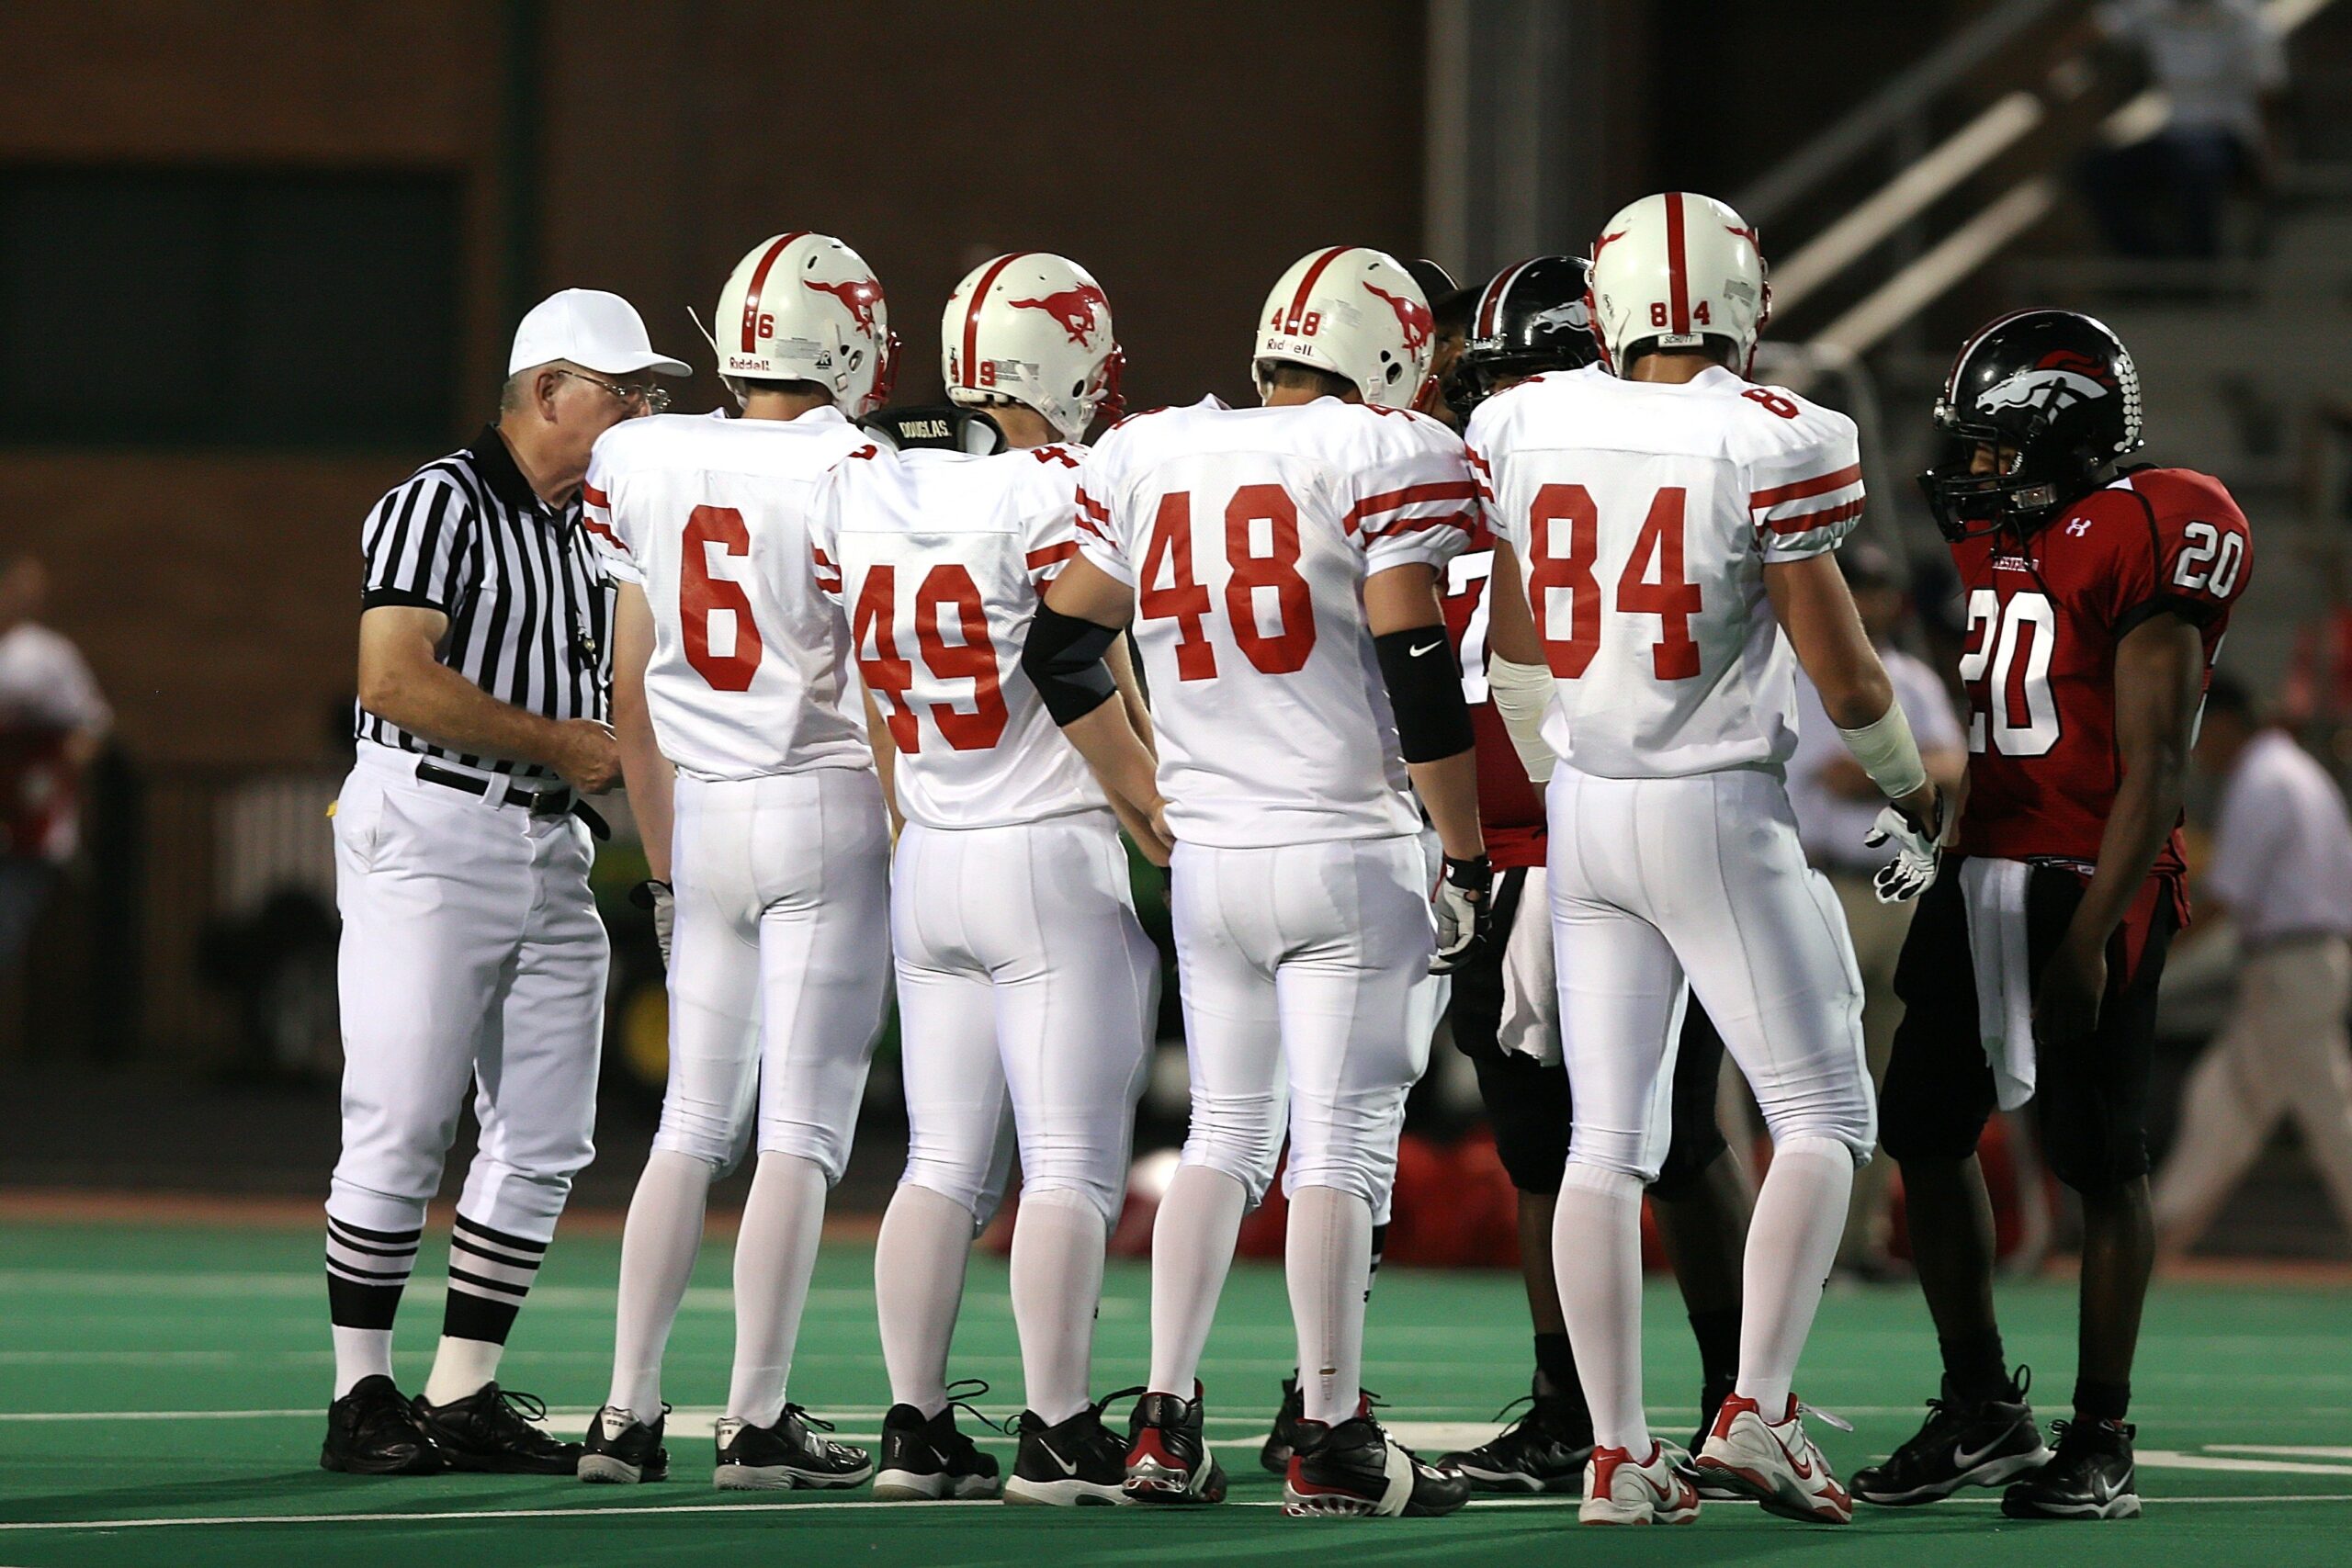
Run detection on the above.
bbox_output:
[1918,309,2143,542]
[1453,255,1601,417]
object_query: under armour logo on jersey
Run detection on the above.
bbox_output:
[2067,518,2094,537]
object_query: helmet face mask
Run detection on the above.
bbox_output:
[1918,309,2144,544]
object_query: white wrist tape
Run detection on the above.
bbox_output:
[1487,655,1558,784]
[1836,699,1928,801]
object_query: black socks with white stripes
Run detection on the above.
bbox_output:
[443,1213,548,1345]
[324,1210,549,1403]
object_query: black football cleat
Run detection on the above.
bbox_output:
[1440,1389,1592,1493]
[1005,1388,1145,1506]
[412,1382,581,1474]
[1124,1383,1228,1505]
[1852,1370,2051,1506]
[714,1405,874,1491]
[1261,1374,1306,1473]
[2000,1418,2141,1520]
[1284,1415,1470,1518]
[321,1375,445,1475]
[872,1388,1003,1501]
[577,1404,669,1484]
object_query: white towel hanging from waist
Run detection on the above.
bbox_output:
[1959,857,2037,1111]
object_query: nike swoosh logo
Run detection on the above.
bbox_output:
[1769,1426,1815,1480]
[1408,639,1445,658]
[1039,1441,1080,1476]
[1952,1427,2017,1471]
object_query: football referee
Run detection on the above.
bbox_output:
[321,290,689,1475]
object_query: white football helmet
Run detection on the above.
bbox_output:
[1584,192,1770,374]
[1251,245,1436,410]
[707,231,896,414]
[943,253,1124,444]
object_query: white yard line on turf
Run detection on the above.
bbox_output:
[6,1495,2352,1533]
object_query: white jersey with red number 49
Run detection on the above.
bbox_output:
[1075,396,1476,848]
[1466,363,1865,779]
[582,409,873,780]
[808,442,1108,831]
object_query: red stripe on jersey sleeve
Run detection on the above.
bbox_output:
[1025,542,1079,571]
[582,481,612,509]
[1365,509,1476,542]
[1764,497,1866,536]
[1074,510,1114,546]
[1344,479,1481,536]
[1750,464,1862,510]
[582,513,630,554]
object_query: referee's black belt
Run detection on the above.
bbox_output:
[416,761,613,839]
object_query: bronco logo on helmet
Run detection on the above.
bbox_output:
[1008,283,1111,346]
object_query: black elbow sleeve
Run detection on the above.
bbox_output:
[1374,626,1476,762]
[1022,604,1122,726]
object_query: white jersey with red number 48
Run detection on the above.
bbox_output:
[1466,363,1865,780]
[582,409,874,780]
[808,441,1109,830]
[1075,395,1476,849]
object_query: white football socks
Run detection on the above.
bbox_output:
[606,1149,713,1417]
[1555,1162,1649,1454]
[1010,1187,1109,1426]
[1146,1165,1249,1397]
[1285,1184,1373,1426]
[422,1334,504,1408]
[726,1152,830,1427]
[873,1180,978,1419]
[331,1326,395,1400]
[1736,1134,1855,1417]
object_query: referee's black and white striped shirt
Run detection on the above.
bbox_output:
[355,424,613,781]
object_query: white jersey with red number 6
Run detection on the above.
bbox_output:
[1465,363,1864,780]
[808,441,1110,830]
[582,409,874,779]
[1074,395,1476,848]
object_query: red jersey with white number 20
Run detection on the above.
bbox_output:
[808,441,1112,832]
[1951,467,2251,870]
[582,409,875,780]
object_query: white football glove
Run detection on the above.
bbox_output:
[1432,854,1494,974]
[1864,795,1945,905]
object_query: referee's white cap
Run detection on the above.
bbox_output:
[509,288,691,378]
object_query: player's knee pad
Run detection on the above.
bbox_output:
[2035,1096,2150,1196]
[1179,1103,1286,1210]
[1468,1045,1571,1194]
[1647,1116,1732,1201]
[1752,1075,1877,1169]
[1564,1125,1664,1185]
[1019,1179,1118,1232]
[1876,1061,1985,1168]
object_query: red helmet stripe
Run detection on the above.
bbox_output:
[958,252,1033,391]
[1283,246,1351,334]
[740,231,810,353]
[1477,258,1532,339]
[1664,193,1690,337]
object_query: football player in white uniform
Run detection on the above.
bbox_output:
[574,232,897,1491]
[808,254,1164,1507]
[1023,246,1487,1520]
[1474,193,1947,1526]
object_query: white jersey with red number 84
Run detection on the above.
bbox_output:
[808,442,1110,831]
[1466,363,1865,780]
[1074,395,1476,849]
[582,410,874,780]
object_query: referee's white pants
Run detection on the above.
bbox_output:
[2154,935,2352,1248]
[1169,834,1443,1215]
[653,767,890,1179]
[891,810,1159,1228]
[1546,765,1875,1181]
[329,748,606,1245]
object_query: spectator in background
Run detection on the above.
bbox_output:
[0,554,111,967]
[2153,674,2352,1252]
[2082,0,2286,260]
[1784,544,1967,1274]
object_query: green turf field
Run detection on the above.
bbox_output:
[3,1217,2349,1567]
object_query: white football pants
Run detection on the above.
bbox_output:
[1169,833,1442,1213]
[1545,765,1875,1179]
[653,767,890,1178]
[329,744,605,1243]
[892,810,1159,1226]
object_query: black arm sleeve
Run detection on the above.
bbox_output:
[1022,604,1123,726]
[1374,626,1476,762]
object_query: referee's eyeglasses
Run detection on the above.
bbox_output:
[556,368,671,415]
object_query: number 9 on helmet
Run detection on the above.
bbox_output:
[1251,246,1437,411]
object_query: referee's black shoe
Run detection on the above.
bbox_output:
[321,1375,444,1475]
[578,1404,670,1484]
[2000,1419,2141,1520]
[412,1382,583,1474]
[1852,1371,2050,1506]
